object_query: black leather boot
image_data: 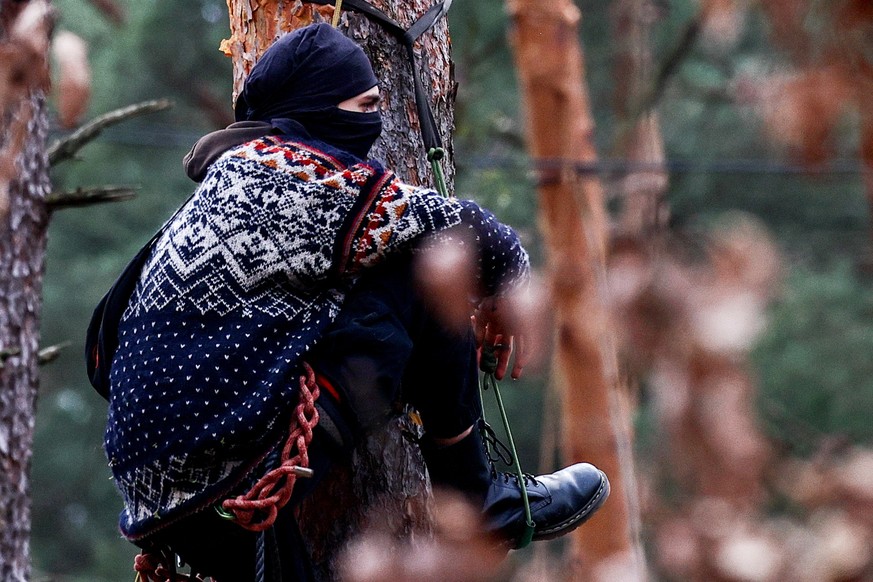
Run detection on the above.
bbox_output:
[421,422,494,505]
[422,421,610,549]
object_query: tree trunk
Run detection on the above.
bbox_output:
[221,2,455,577]
[0,2,52,580]
[506,1,646,580]
[612,0,668,238]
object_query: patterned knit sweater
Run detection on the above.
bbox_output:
[105,134,529,539]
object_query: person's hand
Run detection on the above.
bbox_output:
[473,295,530,381]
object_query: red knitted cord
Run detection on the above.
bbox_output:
[134,551,203,581]
[220,363,321,532]
[133,552,163,582]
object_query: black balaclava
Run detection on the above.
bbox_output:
[235,23,382,160]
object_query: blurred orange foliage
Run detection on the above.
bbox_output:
[749,1,873,166]
[52,31,91,128]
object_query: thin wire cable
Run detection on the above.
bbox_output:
[51,123,868,176]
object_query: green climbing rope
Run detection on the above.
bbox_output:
[479,345,536,549]
[425,109,531,546]
[427,147,450,198]
[215,505,236,521]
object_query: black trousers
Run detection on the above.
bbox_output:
[309,254,482,440]
[139,255,484,581]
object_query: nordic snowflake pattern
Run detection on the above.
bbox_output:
[104,136,488,537]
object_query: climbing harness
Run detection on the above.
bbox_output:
[479,345,537,549]
[307,0,453,196]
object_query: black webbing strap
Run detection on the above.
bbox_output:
[305,0,452,154]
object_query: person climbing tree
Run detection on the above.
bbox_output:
[89,23,609,581]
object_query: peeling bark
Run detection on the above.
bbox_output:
[0,4,52,578]
[296,415,433,580]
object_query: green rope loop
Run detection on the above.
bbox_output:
[479,345,536,548]
[427,147,450,198]
[214,504,236,521]
[479,344,498,375]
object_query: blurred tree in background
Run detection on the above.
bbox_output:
[27,0,873,580]
[0,2,52,580]
[35,1,232,579]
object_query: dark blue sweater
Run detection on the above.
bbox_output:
[105,134,529,538]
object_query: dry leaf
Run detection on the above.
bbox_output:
[714,527,783,582]
[701,0,747,50]
[219,38,234,57]
[52,31,91,128]
[11,0,53,57]
[757,67,855,165]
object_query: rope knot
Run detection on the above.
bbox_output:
[133,552,163,582]
[219,363,321,532]
[479,344,499,377]
[426,147,445,162]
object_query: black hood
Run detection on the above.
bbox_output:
[234,23,382,160]
[234,23,379,123]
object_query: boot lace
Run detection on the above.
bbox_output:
[480,422,540,486]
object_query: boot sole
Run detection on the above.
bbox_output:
[531,469,611,541]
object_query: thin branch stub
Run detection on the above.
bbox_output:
[48,99,173,166]
[38,342,71,366]
[47,185,137,210]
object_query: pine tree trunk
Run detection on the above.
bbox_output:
[612,0,669,237]
[0,2,52,580]
[222,2,455,577]
[506,1,646,579]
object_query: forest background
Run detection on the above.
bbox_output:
[30,0,873,580]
